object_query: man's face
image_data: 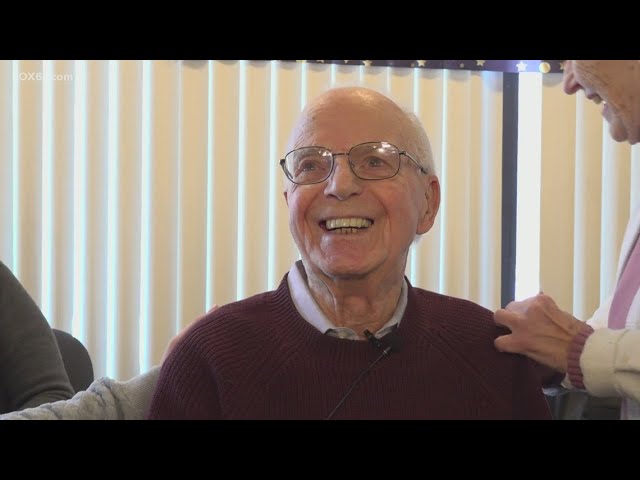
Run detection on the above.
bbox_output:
[563,60,640,144]
[283,94,439,283]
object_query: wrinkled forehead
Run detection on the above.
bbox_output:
[288,98,407,152]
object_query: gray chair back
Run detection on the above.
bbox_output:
[52,329,94,393]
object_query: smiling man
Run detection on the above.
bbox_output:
[148,87,551,420]
[564,60,640,144]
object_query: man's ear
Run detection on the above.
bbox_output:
[416,175,440,235]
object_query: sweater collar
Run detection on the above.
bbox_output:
[287,260,408,340]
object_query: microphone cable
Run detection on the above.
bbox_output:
[325,329,400,420]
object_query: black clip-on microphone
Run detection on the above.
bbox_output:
[363,329,396,356]
[325,329,401,420]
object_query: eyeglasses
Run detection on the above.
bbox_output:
[279,141,427,185]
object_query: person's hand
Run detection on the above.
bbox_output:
[494,293,584,373]
[161,304,219,364]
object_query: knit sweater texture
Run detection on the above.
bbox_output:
[149,277,551,420]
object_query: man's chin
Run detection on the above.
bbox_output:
[609,122,630,143]
[324,268,369,280]
[316,261,372,280]
[626,127,640,145]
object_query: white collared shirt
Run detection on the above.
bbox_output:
[287,260,407,340]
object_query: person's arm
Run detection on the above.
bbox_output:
[555,292,611,391]
[541,294,614,394]
[0,306,217,420]
[571,327,640,403]
[0,367,161,420]
[0,262,73,412]
[495,292,640,404]
[494,293,583,373]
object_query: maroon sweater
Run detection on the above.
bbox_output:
[148,277,551,420]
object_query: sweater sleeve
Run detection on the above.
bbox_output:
[0,367,161,420]
[577,328,640,403]
[512,357,553,419]
[0,262,74,413]
[147,331,221,420]
[559,291,640,404]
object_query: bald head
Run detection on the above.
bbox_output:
[287,87,435,175]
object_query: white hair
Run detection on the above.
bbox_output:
[403,111,436,177]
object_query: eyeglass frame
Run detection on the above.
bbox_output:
[279,141,428,185]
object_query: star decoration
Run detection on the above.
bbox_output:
[275,59,567,75]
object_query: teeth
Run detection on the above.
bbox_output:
[326,217,372,230]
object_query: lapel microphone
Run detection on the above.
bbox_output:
[325,329,402,420]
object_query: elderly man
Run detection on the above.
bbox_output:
[148,87,551,419]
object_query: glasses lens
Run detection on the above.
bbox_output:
[285,147,333,184]
[350,142,400,180]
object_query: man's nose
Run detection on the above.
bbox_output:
[323,155,362,200]
[562,61,581,95]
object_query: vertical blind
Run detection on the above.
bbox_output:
[0,60,504,380]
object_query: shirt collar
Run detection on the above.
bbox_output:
[287,260,408,339]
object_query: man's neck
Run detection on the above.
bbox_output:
[302,263,405,337]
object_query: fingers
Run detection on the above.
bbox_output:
[505,292,553,315]
[494,308,518,330]
[494,334,517,354]
[536,291,559,309]
[494,327,532,357]
[504,299,528,314]
[504,293,541,313]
